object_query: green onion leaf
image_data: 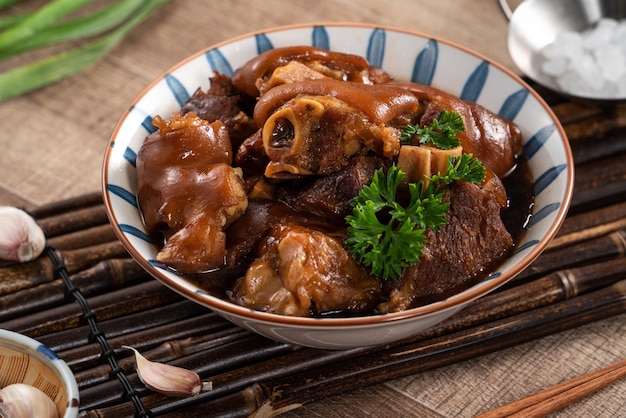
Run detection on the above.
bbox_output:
[0,0,168,101]
[0,0,93,51]
[0,0,149,60]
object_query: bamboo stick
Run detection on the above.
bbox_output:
[39,300,208,353]
[571,129,626,165]
[549,101,603,126]
[37,203,110,238]
[78,334,295,411]
[550,201,626,250]
[73,256,626,415]
[75,327,250,389]
[79,280,626,417]
[0,259,148,322]
[61,311,230,372]
[0,280,183,337]
[0,241,130,296]
[513,229,626,283]
[570,152,626,214]
[562,103,626,141]
[28,191,103,219]
[47,223,118,250]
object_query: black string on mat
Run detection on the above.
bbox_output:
[45,246,153,418]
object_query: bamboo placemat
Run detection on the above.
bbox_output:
[1,87,625,417]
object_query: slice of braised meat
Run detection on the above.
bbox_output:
[378,180,513,313]
[224,200,339,268]
[231,223,381,317]
[279,156,388,221]
[182,73,257,148]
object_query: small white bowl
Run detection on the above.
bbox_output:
[0,329,79,417]
[103,23,574,349]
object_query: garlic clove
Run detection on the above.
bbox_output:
[0,207,46,262]
[123,346,212,398]
[0,383,58,418]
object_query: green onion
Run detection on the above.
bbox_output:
[0,14,24,31]
[0,0,92,51]
[0,0,148,60]
[0,0,23,10]
[0,0,169,101]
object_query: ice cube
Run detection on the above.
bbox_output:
[582,18,618,50]
[593,44,626,82]
[574,54,605,91]
[614,21,626,54]
[557,71,588,96]
[542,30,583,59]
[541,57,568,76]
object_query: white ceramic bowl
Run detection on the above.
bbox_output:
[0,329,79,417]
[103,23,574,349]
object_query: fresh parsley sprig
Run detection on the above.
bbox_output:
[401,110,465,150]
[345,154,485,280]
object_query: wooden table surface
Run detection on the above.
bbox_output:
[1,1,625,417]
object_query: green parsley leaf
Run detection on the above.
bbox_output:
[345,154,486,280]
[401,110,465,150]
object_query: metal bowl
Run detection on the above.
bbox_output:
[500,0,626,100]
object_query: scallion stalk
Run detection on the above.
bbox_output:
[0,0,169,101]
[0,0,148,60]
[0,0,93,51]
[0,0,22,10]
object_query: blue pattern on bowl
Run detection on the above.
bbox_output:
[514,239,541,254]
[525,124,557,159]
[165,74,189,107]
[367,28,386,68]
[124,146,137,167]
[255,33,274,55]
[411,39,438,85]
[312,25,330,49]
[528,202,562,227]
[535,164,568,196]
[206,48,233,76]
[498,89,528,121]
[460,60,488,102]
[119,223,150,241]
[107,184,137,208]
[37,344,60,360]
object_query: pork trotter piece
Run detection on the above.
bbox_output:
[232,223,381,317]
[137,112,248,273]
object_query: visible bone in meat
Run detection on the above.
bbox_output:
[395,82,523,178]
[378,180,514,313]
[136,112,248,273]
[257,80,420,178]
[232,223,381,317]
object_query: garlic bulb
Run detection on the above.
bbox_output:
[0,206,46,262]
[0,383,58,418]
[123,346,212,397]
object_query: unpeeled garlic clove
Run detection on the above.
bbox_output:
[0,383,58,418]
[0,206,46,262]
[123,346,212,398]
